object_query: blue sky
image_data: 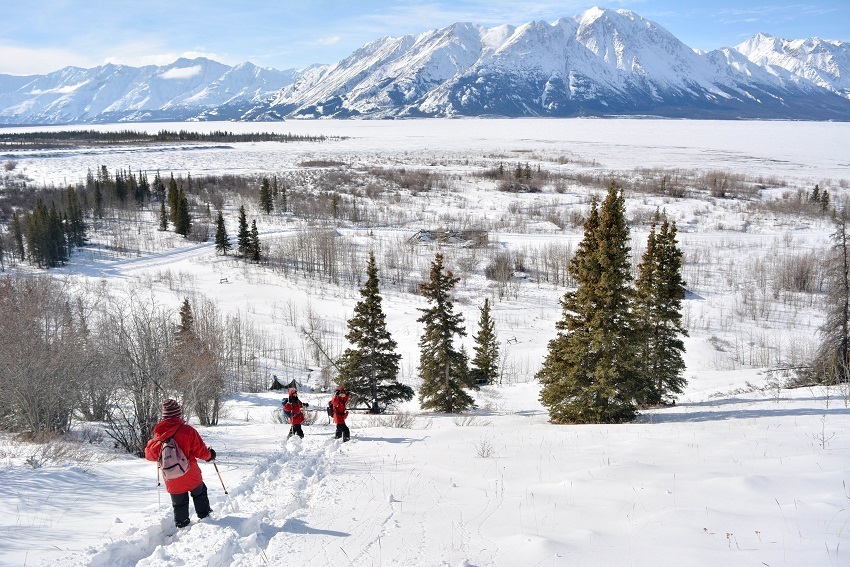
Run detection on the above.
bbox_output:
[1,1,848,75]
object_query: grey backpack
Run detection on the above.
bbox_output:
[158,426,190,480]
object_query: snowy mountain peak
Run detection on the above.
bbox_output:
[734,32,850,98]
[1,7,849,124]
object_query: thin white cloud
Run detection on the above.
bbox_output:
[159,65,202,79]
[105,50,228,68]
[29,81,90,95]
[0,44,91,75]
[315,36,342,46]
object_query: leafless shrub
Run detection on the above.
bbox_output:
[15,436,114,469]
[773,252,823,294]
[4,160,16,171]
[474,438,496,458]
[453,415,491,427]
[485,250,514,282]
[364,411,418,429]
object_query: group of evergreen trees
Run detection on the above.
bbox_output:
[537,183,687,423]
[337,252,499,414]
[12,187,89,268]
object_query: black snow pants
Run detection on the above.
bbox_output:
[171,481,211,528]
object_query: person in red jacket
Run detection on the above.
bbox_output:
[145,399,215,528]
[330,387,351,442]
[282,388,309,439]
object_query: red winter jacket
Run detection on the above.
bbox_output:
[144,417,212,494]
[330,393,350,424]
[283,397,306,425]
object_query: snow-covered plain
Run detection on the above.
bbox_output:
[1,119,849,567]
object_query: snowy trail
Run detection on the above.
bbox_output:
[59,432,349,567]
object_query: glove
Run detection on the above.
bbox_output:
[304,402,310,408]
[207,448,216,462]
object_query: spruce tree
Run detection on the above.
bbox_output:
[538,183,641,423]
[249,220,262,262]
[237,206,250,257]
[214,211,231,255]
[153,172,166,202]
[811,210,850,384]
[470,298,499,385]
[93,180,103,219]
[178,298,194,339]
[65,186,87,248]
[167,175,179,224]
[259,177,274,214]
[337,252,411,413]
[12,212,24,260]
[634,212,688,405]
[417,253,475,413]
[159,201,169,231]
[174,190,191,237]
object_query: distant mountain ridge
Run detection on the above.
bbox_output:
[0,58,301,125]
[1,6,849,124]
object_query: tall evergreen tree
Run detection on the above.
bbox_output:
[236,206,250,257]
[174,190,191,237]
[470,298,499,385]
[114,170,127,205]
[12,212,24,260]
[214,211,231,255]
[153,172,166,202]
[259,177,274,214]
[811,210,850,384]
[159,201,169,231]
[93,180,103,219]
[337,252,411,413]
[65,186,87,248]
[167,175,179,224]
[417,253,475,413]
[249,220,262,262]
[538,183,641,423]
[634,212,688,405]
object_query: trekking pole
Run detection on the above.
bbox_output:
[213,460,238,513]
[156,465,162,508]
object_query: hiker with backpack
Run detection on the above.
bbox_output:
[144,399,216,529]
[330,387,351,442]
[282,388,309,439]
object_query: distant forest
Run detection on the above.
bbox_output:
[0,129,342,149]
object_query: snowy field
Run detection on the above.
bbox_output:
[0,119,849,567]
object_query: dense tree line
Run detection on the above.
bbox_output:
[0,129,340,149]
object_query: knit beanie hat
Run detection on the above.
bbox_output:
[161,399,182,419]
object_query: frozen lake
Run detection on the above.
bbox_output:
[3,118,850,186]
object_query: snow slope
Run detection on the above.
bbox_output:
[0,119,848,566]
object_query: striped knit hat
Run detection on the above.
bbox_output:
[161,399,182,420]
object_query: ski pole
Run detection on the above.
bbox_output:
[213,460,238,512]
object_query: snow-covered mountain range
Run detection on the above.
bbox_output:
[2,7,849,124]
[0,58,302,125]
